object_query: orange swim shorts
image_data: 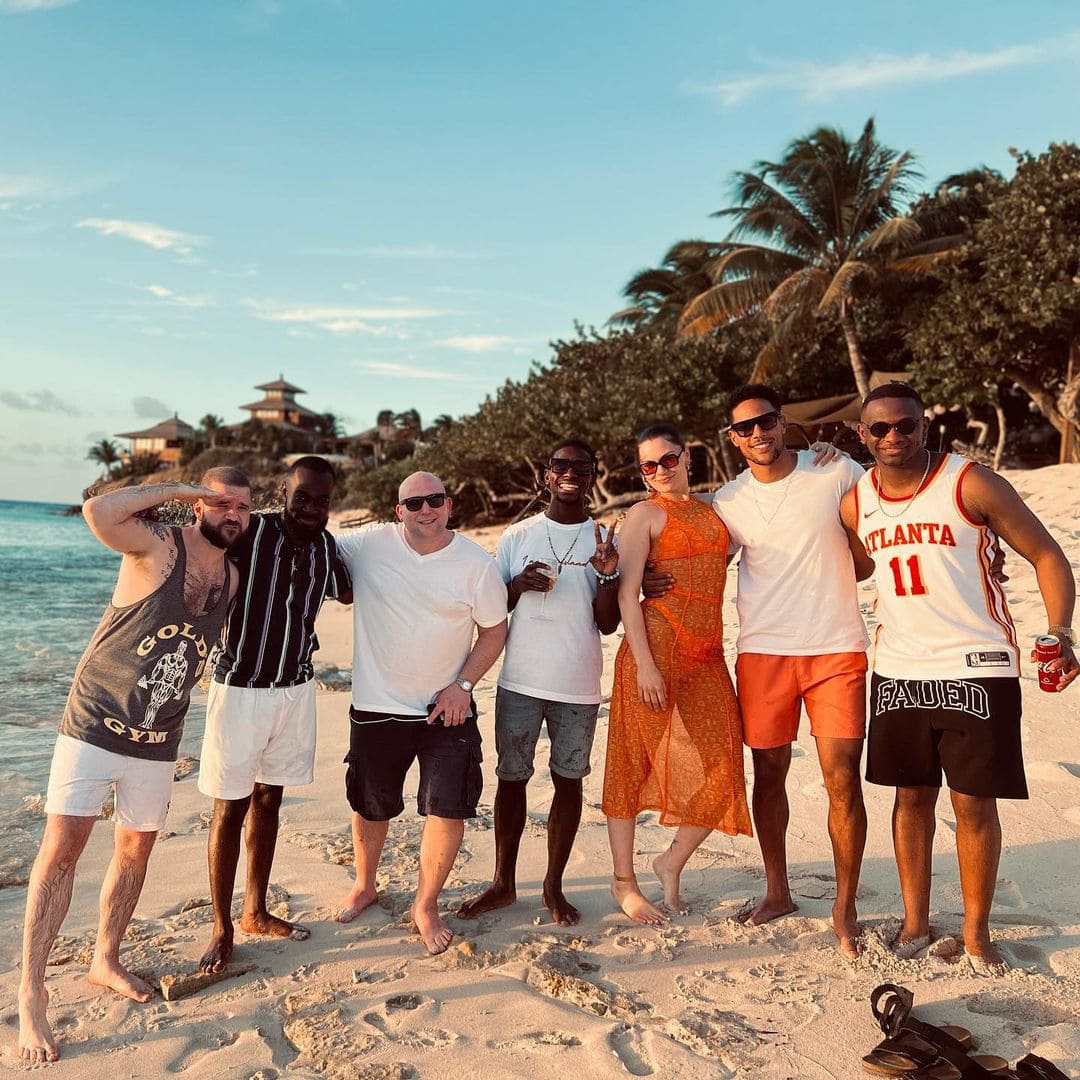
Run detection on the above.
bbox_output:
[734,652,868,749]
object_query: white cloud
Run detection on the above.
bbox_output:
[0,0,76,11]
[0,388,78,415]
[251,302,448,336]
[146,283,214,308]
[76,217,205,256]
[702,31,1080,105]
[438,334,515,353]
[358,361,469,382]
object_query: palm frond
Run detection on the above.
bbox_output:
[761,267,830,320]
[676,278,770,337]
[856,215,922,256]
[889,248,963,274]
[817,259,871,312]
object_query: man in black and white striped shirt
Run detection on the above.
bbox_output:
[197,456,351,973]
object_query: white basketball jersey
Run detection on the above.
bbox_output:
[855,453,1019,679]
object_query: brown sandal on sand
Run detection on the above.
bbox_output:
[864,985,1010,1078]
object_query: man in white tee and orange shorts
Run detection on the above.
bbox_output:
[715,384,874,957]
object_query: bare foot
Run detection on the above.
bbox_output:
[738,896,797,927]
[892,929,931,959]
[198,927,234,973]
[832,902,862,959]
[240,911,310,940]
[542,882,580,926]
[411,904,453,955]
[335,885,378,924]
[965,931,1007,973]
[651,850,690,915]
[456,883,516,920]
[18,988,60,1064]
[610,877,667,926]
[88,957,155,1002]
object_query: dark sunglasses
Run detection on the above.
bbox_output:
[399,493,447,511]
[639,450,683,476]
[866,417,921,439]
[547,459,594,478]
[729,411,781,438]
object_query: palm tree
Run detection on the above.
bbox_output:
[393,408,422,440]
[200,413,225,449]
[86,438,121,476]
[678,118,927,398]
[610,241,725,334]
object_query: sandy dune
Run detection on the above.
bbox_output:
[2,465,1079,1077]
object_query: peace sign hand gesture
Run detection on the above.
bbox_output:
[589,520,619,576]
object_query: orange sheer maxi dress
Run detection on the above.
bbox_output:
[603,496,752,836]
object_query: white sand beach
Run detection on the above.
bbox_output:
[2,465,1079,1078]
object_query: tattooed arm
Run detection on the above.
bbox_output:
[83,482,216,556]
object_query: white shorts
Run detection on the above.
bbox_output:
[45,734,174,832]
[198,679,318,800]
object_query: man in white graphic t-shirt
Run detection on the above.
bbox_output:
[457,439,620,927]
[333,472,507,955]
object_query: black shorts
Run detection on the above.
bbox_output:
[344,706,483,820]
[866,673,1027,799]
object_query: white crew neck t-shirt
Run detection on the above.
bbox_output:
[496,514,603,705]
[712,450,868,656]
[335,523,507,715]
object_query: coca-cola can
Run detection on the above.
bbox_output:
[1035,635,1061,692]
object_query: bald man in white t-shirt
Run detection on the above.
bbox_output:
[333,472,508,955]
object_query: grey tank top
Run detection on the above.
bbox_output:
[60,529,230,762]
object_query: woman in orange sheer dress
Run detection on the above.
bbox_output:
[603,423,751,924]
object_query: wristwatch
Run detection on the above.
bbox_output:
[455,677,475,692]
[1048,626,1076,646]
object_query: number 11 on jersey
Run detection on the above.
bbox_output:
[889,554,928,597]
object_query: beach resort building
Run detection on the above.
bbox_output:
[115,415,196,465]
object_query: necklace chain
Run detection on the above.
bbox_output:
[545,519,591,573]
[875,451,934,519]
[750,466,796,525]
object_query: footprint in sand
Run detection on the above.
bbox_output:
[965,992,1078,1026]
[488,1030,582,1053]
[993,878,1027,908]
[361,994,457,1051]
[674,970,736,1005]
[609,1022,654,1076]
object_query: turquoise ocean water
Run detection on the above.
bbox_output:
[0,499,207,885]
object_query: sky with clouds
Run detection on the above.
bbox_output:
[1,0,1077,502]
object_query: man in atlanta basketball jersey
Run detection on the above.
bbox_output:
[840,383,1077,968]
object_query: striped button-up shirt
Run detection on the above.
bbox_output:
[212,511,351,689]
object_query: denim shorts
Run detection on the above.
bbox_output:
[494,687,600,782]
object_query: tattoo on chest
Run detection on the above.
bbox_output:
[185,568,224,616]
[161,543,178,581]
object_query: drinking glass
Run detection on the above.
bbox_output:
[531,559,558,621]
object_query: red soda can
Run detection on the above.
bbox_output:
[1035,635,1061,692]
